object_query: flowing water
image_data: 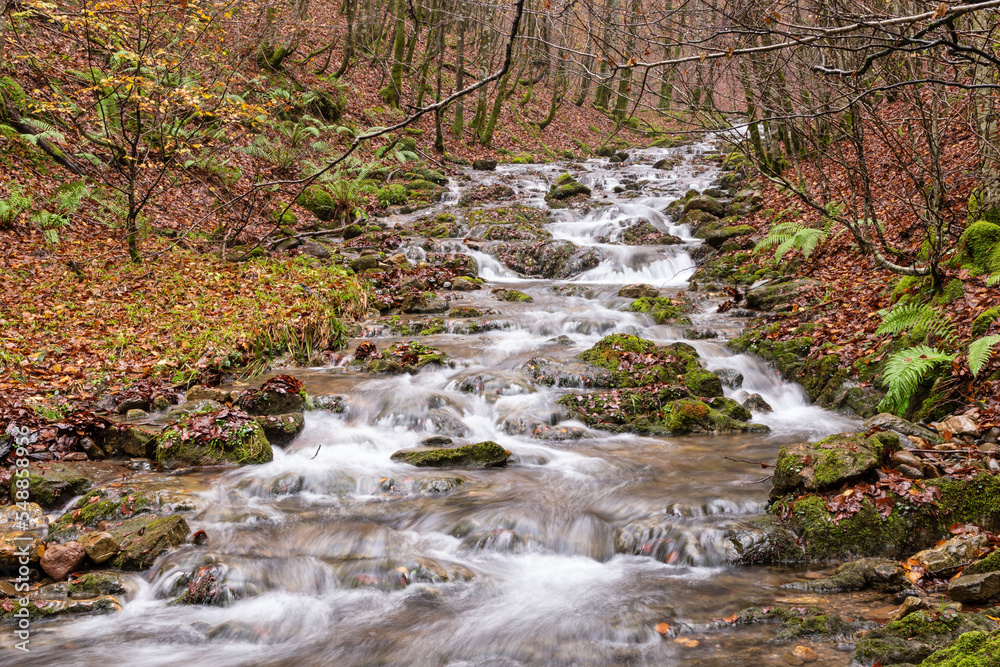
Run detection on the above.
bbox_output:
[24,145,884,666]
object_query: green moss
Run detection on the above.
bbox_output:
[296,185,336,221]
[962,221,1000,272]
[933,279,966,305]
[111,514,190,570]
[156,414,271,467]
[922,630,1000,666]
[390,441,509,468]
[963,551,1000,577]
[628,296,690,324]
[494,289,533,303]
[683,367,723,398]
[972,307,1000,337]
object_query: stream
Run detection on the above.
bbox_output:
[24,144,886,666]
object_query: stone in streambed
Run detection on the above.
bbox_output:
[948,571,1000,602]
[618,284,659,299]
[78,531,120,564]
[742,393,773,412]
[913,533,987,572]
[682,194,725,219]
[40,541,85,580]
[11,461,95,509]
[803,557,906,593]
[863,413,944,445]
[253,412,305,447]
[472,159,497,171]
[107,514,190,570]
[546,174,591,202]
[770,431,899,498]
[156,409,272,468]
[391,441,510,468]
[0,531,44,568]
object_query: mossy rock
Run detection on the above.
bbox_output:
[156,411,272,468]
[68,571,131,597]
[682,194,726,219]
[702,224,755,249]
[237,387,305,415]
[108,514,190,570]
[771,432,899,497]
[855,609,998,666]
[546,174,591,201]
[0,596,120,622]
[772,473,1000,561]
[296,185,336,221]
[972,307,1000,337]
[921,628,1000,666]
[253,412,305,447]
[98,424,158,458]
[493,289,533,303]
[390,441,509,468]
[803,557,906,593]
[744,279,816,312]
[961,221,1000,273]
[628,296,691,325]
[15,462,95,509]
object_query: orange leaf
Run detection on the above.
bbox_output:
[654,622,671,635]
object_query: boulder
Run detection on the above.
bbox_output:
[253,412,305,448]
[451,277,479,291]
[742,393,773,412]
[933,414,980,437]
[300,241,330,259]
[715,368,744,389]
[618,284,660,299]
[237,377,305,416]
[0,502,45,532]
[804,557,906,593]
[156,409,272,468]
[745,279,816,312]
[78,531,119,564]
[682,194,726,219]
[546,174,591,201]
[13,462,95,508]
[472,159,497,171]
[913,533,988,572]
[401,294,450,314]
[186,385,233,403]
[40,541,86,580]
[108,514,190,570]
[0,531,44,568]
[350,255,379,272]
[948,571,1000,602]
[98,425,158,458]
[771,432,899,497]
[390,441,510,468]
[863,413,944,445]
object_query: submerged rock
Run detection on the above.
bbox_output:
[390,441,510,468]
[803,557,906,593]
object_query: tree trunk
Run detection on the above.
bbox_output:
[333,0,357,77]
[379,0,406,108]
[451,11,466,137]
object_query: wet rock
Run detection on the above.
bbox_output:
[854,608,997,666]
[311,394,347,413]
[486,238,601,279]
[462,528,524,552]
[804,557,906,593]
[913,533,988,572]
[451,277,479,291]
[0,502,45,532]
[13,461,96,509]
[770,432,899,497]
[156,409,272,468]
[67,570,131,597]
[493,288,533,303]
[619,219,681,245]
[700,224,755,249]
[677,208,719,227]
[253,412,304,447]
[888,596,929,622]
[682,328,718,340]
[107,514,190,570]
[350,255,379,272]
[934,414,980,437]
[546,173,591,203]
[125,408,147,420]
[0,596,120,621]
[390,441,510,468]
[744,279,817,312]
[98,424,158,458]
[40,541,85,580]
[472,159,497,171]
[186,385,234,403]
[78,531,119,564]
[948,571,1000,602]
[682,194,725,219]
[715,368,744,389]
[167,399,224,417]
[0,531,44,568]
[863,413,944,444]
[724,516,804,564]
[169,562,248,606]
[653,157,680,170]
[618,284,659,299]
[401,293,449,314]
[236,376,305,415]
[742,393,773,412]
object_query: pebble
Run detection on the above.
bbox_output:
[791,646,817,662]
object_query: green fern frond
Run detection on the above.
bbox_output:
[876,303,938,336]
[969,335,1000,377]
[878,345,956,414]
[754,222,828,261]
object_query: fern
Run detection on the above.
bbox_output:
[876,302,956,344]
[878,345,957,414]
[753,222,827,261]
[969,335,1000,377]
